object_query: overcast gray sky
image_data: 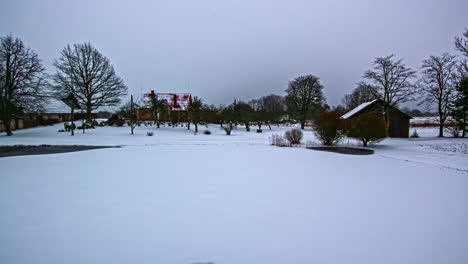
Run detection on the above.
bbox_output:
[2,0,467,107]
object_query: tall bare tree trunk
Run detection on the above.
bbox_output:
[439,115,445,137]
[2,116,12,136]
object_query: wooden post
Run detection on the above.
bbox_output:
[71,108,75,136]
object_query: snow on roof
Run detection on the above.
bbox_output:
[341,100,377,119]
[142,91,192,111]
[42,98,72,113]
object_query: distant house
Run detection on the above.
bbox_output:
[137,90,192,121]
[1,99,94,132]
[36,98,93,123]
[341,100,413,138]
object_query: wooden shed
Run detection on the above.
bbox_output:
[341,100,413,138]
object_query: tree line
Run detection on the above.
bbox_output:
[2,29,468,137]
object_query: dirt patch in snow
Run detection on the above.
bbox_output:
[307,146,374,155]
[0,145,119,158]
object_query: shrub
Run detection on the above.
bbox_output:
[270,134,289,147]
[410,129,419,138]
[147,131,154,136]
[347,112,387,146]
[284,128,303,145]
[107,114,125,126]
[313,111,345,146]
[222,125,232,135]
[203,130,211,135]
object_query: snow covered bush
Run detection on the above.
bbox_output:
[147,131,154,136]
[270,134,289,147]
[285,128,303,145]
[313,111,345,146]
[347,112,387,146]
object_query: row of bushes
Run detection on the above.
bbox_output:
[272,111,387,147]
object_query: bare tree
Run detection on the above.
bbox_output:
[419,53,458,137]
[52,43,127,121]
[286,75,325,129]
[342,82,379,110]
[362,54,417,127]
[0,35,48,136]
[130,95,137,134]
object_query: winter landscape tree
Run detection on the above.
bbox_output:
[118,95,139,134]
[342,82,378,110]
[451,78,468,137]
[286,74,326,129]
[52,42,127,121]
[0,35,48,136]
[188,96,203,132]
[147,95,168,128]
[233,101,254,131]
[260,94,286,128]
[452,29,468,137]
[362,54,417,129]
[419,53,458,137]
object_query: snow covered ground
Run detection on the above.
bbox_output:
[1,124,467,264]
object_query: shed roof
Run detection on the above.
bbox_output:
[341,100,413,119]
[41,98,71,114]
[341,100,377,119]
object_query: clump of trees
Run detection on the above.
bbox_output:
[313,111,345,146]
[346,113,387,146]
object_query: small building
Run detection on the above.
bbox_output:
[341,100,413,138]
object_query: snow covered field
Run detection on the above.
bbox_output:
[1,124,467,264]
